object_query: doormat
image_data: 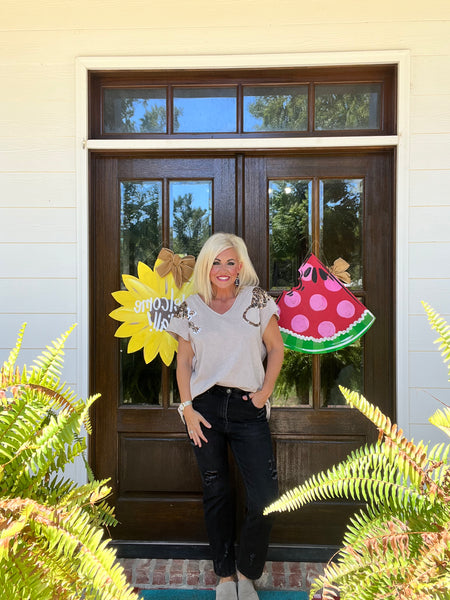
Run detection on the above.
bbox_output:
[139,590,308,599]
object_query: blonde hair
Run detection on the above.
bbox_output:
[193,232,259,304]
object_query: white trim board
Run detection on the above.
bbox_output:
[76,50,410,432]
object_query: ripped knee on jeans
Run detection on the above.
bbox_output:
[202,469,219,486]
[268,458,278,481]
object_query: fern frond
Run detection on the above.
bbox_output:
[429,406,450,438]
[0,325,135,598]
[0,497,138,600]
[30,324,77,381]
[265,444,430,517]
[1,322,27,378]
[340,387,429,475]
[422,301,450,380]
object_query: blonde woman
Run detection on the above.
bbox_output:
[167,233,284,600]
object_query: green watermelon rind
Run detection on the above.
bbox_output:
[280,309,376,354]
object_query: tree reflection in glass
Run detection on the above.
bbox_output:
[315,83,381,130]
[103,89,167,133]
[169,181,212,256]
[273,350,312,407]
[320,342,364,407]
[319,178,364,405]
[269,180,312,291]
[244,86,308,132]
[320,179,363,290]
[119,181,163,405]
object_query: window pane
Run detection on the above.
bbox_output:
[269,180,312,290]
[315,83,381,130]
[273,350,313,407]
[119,180,163,405]
[120,346,163,405]
[103,88,167,133]
[320,341,364,406]
[320,179,363,290]
[243,85,308,132]
[120,181,163,276]
[173,87,237,133]
[169,181,212,255]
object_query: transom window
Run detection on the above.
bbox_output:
[90,65,396,138]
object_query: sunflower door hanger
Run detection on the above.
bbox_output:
[109,249,195,366]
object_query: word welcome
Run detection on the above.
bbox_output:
[134,289,184,332]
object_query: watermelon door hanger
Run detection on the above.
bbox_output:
[276,254,375,354]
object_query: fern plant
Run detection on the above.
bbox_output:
[265,302,450,600]
[0,323,139,600]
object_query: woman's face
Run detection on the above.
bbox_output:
[209,247,242,292]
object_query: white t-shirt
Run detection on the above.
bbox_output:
[167,286,279,399]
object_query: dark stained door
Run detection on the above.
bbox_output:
[244,151,395,544]
[90,150,395,550]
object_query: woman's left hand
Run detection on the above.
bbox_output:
[244,314,284,410]
[245,389,270,409]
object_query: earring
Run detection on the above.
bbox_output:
[235,274,240,287]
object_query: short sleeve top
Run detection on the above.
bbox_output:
[167,286,279,399]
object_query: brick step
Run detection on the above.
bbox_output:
[120,558,327,592]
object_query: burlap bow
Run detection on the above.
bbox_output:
[156,248,195,289]
[328,257,351,284]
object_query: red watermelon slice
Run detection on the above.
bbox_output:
[276,254,375,354]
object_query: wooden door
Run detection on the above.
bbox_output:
[91,155,237,542]
[244,151,395,545]
[90,150,394,554]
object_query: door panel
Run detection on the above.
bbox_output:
[91,155,236,540]
[90,150,394,550]
[244,151,394,544]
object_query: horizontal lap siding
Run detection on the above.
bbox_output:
[0,0,449,475]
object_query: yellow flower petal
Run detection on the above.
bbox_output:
[110,255,196,366]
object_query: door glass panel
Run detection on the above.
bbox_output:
[268,179,312,291]
[103,88,167,133]
[120,181,163,276]
[320,340,364,406]
[315,83,381,130]
[119,180,163,405]
[320,179,363,290]
[243,85,308,132]
[273,350,313,407]
[173,87,237,133]
[169,181,212,255]
[319,178,364,406]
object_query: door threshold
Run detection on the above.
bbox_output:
[110,541,339,563]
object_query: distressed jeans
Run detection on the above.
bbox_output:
[191,385,279,580]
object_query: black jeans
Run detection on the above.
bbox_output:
[191,385,279,580]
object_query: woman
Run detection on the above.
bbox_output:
[167,233,284,600]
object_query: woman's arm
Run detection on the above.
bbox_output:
[176,337,211,447]
[249,315,285,408]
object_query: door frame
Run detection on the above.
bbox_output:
[75,51,410,539]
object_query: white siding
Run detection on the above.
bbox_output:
[1,0,450,483]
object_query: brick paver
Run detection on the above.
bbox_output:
[119,558,326,594]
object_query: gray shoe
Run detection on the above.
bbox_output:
[216,580,238,600]
[237,578,259,600]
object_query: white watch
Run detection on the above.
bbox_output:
[178,400,192,423]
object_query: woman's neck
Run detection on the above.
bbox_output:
[211,286,238,301]
[207,285,239,313]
